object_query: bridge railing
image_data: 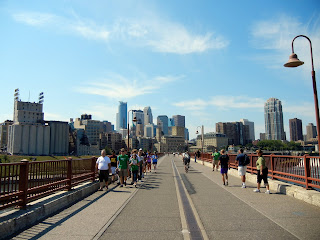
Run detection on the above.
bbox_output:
[191,153,320,190]
[0,157,96,210]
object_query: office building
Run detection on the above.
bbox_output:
[289,118,303,141]
[240,119,255,141]
[144,124,154,138]
[116,102,127,131]
[0,120,13,150]
[132,110,144,126]
[216,122,250,146]
[143,106,153,125]
[196,132,228,150]
[74,115,104,145]
[264,98,286,140]
[306,123,317,141]
[157,115,169,135]
[172,115,185,127]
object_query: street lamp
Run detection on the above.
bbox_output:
[127,110,137,151]
[196,125,204,165]
[284,35,320,153]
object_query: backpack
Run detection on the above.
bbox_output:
[244,154,250,166]
[183,153,190,161]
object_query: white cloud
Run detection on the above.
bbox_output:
[173,99,208,110]
[250,14,320,71]
[75,73,183,99]
[12,11,228,54]
[44,112,69,122]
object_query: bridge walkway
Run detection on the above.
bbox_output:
[11,155,320,240]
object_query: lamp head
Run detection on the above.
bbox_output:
[132,117,137,122]
[284,53,304,68]
[196,131,199,134]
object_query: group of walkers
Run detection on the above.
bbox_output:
[210,148,270,193]
[95,148,158,190]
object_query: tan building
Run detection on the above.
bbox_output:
[196,132,228,150]
[154,135,185,153]
[171,126,185,138]
[0,120,13,150]
[74,114,104,145]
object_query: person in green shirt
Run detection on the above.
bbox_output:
[212,149,220,171]
[253,150,270,194]
[129,149,140,188]
[117,148,129,187]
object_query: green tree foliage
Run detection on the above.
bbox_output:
[257,140,302,151]
[104,146,112,155]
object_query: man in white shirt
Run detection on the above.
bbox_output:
[96,149,111,191]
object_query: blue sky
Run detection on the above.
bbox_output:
[1,0,320,140]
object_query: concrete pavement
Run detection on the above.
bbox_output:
[8,155,320,240]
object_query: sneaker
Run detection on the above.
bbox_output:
[242,184,246,188]
[212,169,214,171]
[226,181,228,186]
[253,189,260,193]
[124,182,126,186]
[120,184,123,187]
[223,182,225,186]
[265,190,270,194]
[98,188,103,191]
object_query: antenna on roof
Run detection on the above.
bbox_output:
[14,88,19,101]
[39,92,44,104]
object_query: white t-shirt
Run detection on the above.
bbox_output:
[96,156,111,170]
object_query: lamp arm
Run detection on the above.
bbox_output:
[292,35,315,71]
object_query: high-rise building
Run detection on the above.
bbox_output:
[169,118,175,127]
[216,122,250,146]
[133,110,144,126]
[0,120,13,149]
[157,115,168,135]
[240,119,255,141]
[264,98,286,140]
[172,115,185,127]
[144,124,154,138]
[306,123,317,141]
[116,102,127,131]
[143,107,153,125]
[289,118,303,141]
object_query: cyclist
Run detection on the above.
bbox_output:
[182,151,191,172]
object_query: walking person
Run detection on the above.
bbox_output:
[254,150,270,194]
[152,152,158,173]
[146,151,152,172]
[109,150,118,183]
[235,148,249,188]
[212,149,220,171]
[117,148,129,187]
[96,149,111,191]
[129,150,140,187]
[218,149,229,186]
[138,148,144,179]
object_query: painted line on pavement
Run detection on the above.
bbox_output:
[172,158,209,240]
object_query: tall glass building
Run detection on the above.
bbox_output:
[116,101,127,131]
[157,115,169,135]
[264,98,286,140]
[143,106,153,125]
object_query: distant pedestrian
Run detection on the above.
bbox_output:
[129,150,140,187]
[146,151,152,172]
[196,150,201,161]
[117,148,129,187]
[253,150,270,194]
[109,150,118,183]
[138,148,144,179]
[152,152,158,173]
[235,149,249,188]
[218,149,229,186]
[96,150,111,191]
[212,149,220,171]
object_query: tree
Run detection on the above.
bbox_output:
[104,146,112,155]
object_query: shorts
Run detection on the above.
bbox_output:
[111,166,117,175]
[153,161,157,165]
[118,168,128,177]
[184,159,190,165]
[220,167,228,174]
[257,168,268,184]
[98,170,109,182]
[213,160,219,166]
[238,166,247,176]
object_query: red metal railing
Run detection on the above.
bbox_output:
[191,152,320,190]
[0,157,97,210]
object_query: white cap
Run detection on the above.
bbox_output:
[139,148,143,151]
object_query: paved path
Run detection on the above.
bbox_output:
[11,155,320,240]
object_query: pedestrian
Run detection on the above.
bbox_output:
[254,150,270,194]
[117,148,129,187]
[146,151,152,172]
[152,152,158,173]
[196,150,201,161]
[235,148,249,188]
[96,149,111,191]
[138,148,145,179]
[109,150,118,183]
[218,149,229,186]
[212,149,220,171]
[129,149,140,187]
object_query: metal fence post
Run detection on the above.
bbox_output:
[303,155,312,189]
[67,158,72,191]
[270,154,274,180]
[18,159,29,209]
[91,157,96,182]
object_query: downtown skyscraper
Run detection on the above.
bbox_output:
[264,98,286,140]
[116,101,127,131]
[289,118,303,141]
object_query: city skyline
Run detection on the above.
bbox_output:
[1,1,320,140]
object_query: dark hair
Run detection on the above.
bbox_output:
[239,148,244,153]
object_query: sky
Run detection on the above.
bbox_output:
[1,0,320,140]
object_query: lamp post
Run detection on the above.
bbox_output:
[284,35,320,154]
[127,110,137,152]
[196,125,204,165]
